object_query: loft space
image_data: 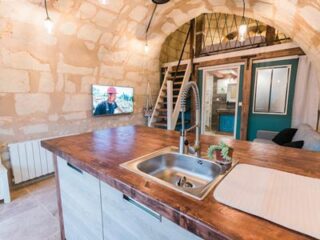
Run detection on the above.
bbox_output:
[160,13,292,64]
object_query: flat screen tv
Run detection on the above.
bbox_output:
[92,85,134,116]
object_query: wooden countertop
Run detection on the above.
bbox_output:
[41,125,320,240]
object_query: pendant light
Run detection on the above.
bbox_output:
[44,0,54,34]
[238,0,247,42]
[152,0,170,4]
[99,0,109,5]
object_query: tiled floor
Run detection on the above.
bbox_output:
[0,177,60,240]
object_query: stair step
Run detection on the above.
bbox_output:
[154,122,167,127]
[167,76,184,80]
[162,101,177,105]
[160,94,179,98]
[169,70,185,75]
[155,115,167,119]
[173,82,183,85]
[171,65,187,72]
[162,88,179,93]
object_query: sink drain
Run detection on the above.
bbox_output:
[176,176,194,188]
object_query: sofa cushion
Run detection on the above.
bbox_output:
[292,124,320,152]
[272,128,297,145]
[283,141,304,149]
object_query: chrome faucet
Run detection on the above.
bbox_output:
[179,81,201,157]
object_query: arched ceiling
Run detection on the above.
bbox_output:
[9,0,320,71]
[146,0,320,66]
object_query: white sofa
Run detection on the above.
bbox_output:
[254,124,320,152]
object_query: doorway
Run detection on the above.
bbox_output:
[201,64,242,138]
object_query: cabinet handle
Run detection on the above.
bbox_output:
[123,195,162,222]
[67,162,83,174]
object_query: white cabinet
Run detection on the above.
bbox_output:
[57,157,103,240]
[57,156,202,240]
[100,182,202,240]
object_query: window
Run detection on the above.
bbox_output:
[253,66,291,114]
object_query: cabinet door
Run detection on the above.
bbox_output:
[57,157,103,240]
[101,182,202,240]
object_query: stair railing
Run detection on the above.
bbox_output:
[172,25,191,82]
[167,24,192,130]
[171,61,192,129]
[166,80,173,130]
[148,66,171,127]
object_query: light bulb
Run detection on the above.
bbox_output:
[144,43,149,53]
[99,0,109,4]
[44,17,54,34]
[238,24,247,42]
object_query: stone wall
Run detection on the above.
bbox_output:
[160,23,190,64]
[0,0,160,148]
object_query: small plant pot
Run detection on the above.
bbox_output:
[215,149,233,162]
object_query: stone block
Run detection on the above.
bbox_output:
[100,0,124,13]
[0,128,14,136]
[64,112,87,121]
[60,22,77,35]
[77,24,102,42]
[81,76,96,93]
[21,124,49,135]
[100,64,124,80]
[0,68,29,93]
[93,10,117,28]
[65,80,76,93]
[161,22,177,35]
[1,49,50,71]
[129,6,148,22]
[39,72,54,93]
[79,2,97,19]
[57,61,94,75]
[84,41,96,50]
[100,32,113,45]
[300,6,320,32]
[15,94,50,116]
[62,94,91,112]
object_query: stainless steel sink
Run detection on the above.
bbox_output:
[121,147,236,200]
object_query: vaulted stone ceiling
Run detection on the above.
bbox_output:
[0,0,319,143]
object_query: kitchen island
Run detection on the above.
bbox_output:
[42,125,320,240]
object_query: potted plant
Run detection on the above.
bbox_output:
[208,142,233,162]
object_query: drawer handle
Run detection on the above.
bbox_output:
[123,195,161,222]
[67,162,83,174]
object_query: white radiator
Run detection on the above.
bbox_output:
[9,139,54,184]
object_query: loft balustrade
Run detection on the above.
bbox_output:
[198,13,291,56]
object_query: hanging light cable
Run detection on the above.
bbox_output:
[238,0,247,42]
[145,4,158,54]
[44,0,54,34]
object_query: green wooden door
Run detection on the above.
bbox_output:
[247,59,299,141]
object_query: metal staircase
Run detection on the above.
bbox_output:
[148,61,192,130]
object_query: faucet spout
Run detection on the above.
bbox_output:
[179,81,201,157]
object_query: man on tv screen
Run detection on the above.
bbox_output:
[94,87,122,116]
